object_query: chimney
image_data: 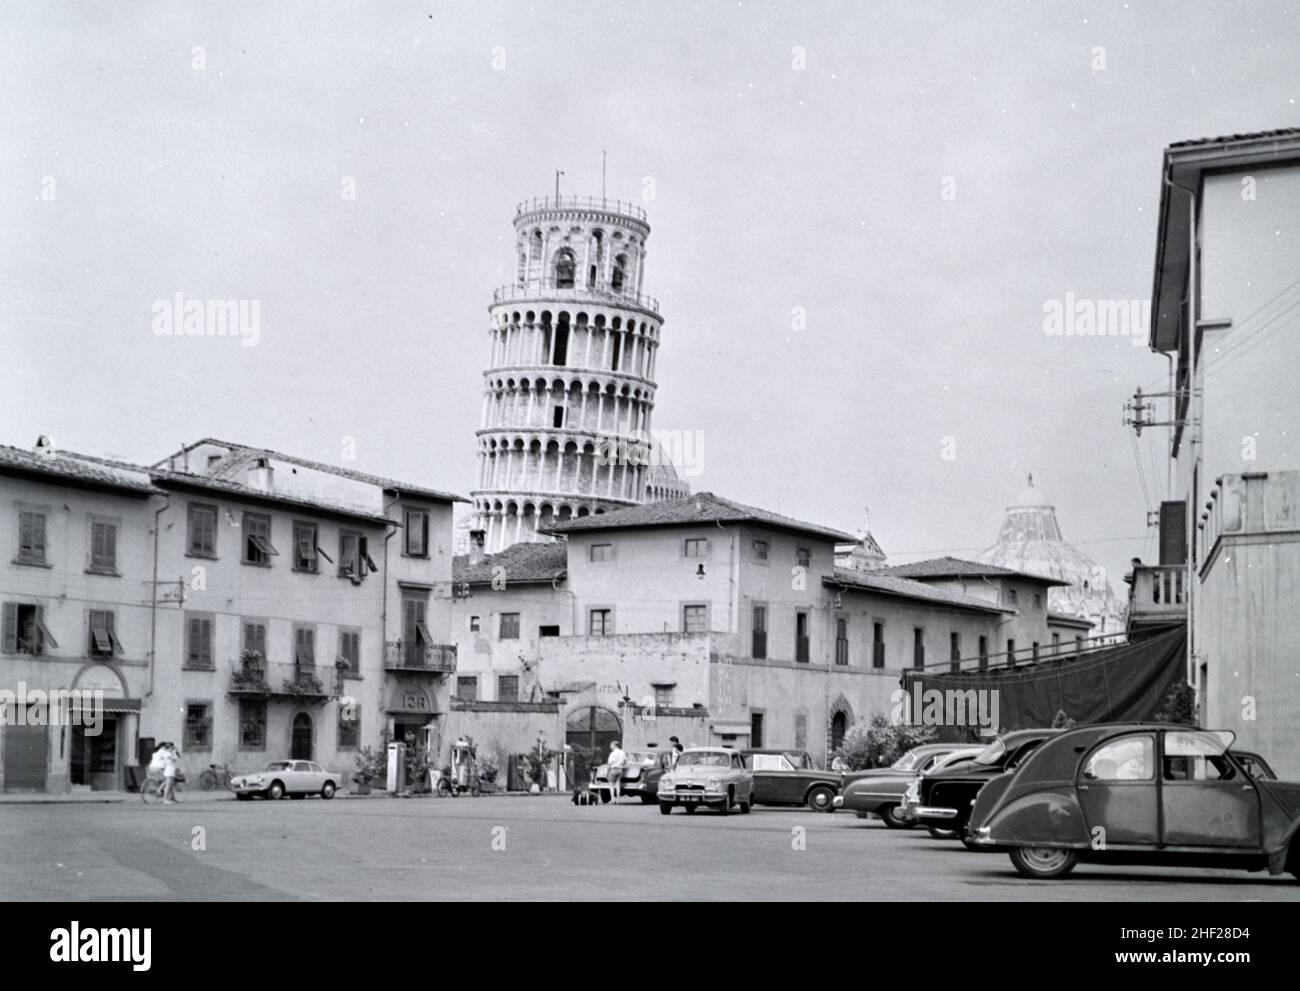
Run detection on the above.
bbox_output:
[246,457,274,492]
[33,435,56,460]
[469,529,487,566]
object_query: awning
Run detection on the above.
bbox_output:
[710,721,752,735]
[71,697,142,714]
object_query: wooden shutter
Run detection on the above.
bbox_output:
[2,603,17,653]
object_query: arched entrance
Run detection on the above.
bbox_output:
[291,713,313,760]
[831,711,848,752]
[565,705,621,787]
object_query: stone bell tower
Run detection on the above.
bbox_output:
[471,193,673,553]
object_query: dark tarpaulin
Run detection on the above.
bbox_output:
[900,627,1186,736]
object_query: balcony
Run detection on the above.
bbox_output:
[384,641,457,675]
[1126,564,1187,631]
[514,195,647,223]
[491,281,660,315]
[227,660,339,701]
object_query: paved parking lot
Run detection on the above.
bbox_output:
[2,795,1298,901]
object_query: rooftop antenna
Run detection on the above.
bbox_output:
[602,150,607,204]
[554,169,564,201]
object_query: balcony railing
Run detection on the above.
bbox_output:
[227,660,339,700]
[515,195,647,222]
[1127,564,1188,626]
[491,282,660,315]
[384,641,457,674]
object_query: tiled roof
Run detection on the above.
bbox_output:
[453,542,568,585]
[884,556,1069,586]
[158,438,467,503]
[1047,610,1094,628]
[542,492,854,542]
[1168,127,1300,150]
[825,569,1013,615]
[0,444,160,495]
[151,468,393,525]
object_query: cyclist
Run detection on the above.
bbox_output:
[162,744,181,804]
[145,741,169,798]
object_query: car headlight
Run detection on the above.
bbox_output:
[706,776,722,790]
[659,777,674,791]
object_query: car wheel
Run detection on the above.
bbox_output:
[267,781,285,800]
[928,826,959,840]
[739,793,751,814]
[717,791,732,816]
[1009,847,1079,880]
[321,781,336,800]
[806,786,836,812]
[880,804,911,829]
[684,803,697,815]
[640,793,655,805]
[659,802,673,816]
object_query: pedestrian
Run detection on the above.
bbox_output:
[147,741,169,798]
[162,743,180,804]
[669,735,684,768]
[607,740,627,803]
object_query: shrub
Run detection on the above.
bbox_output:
[834,714,938,771]
[1152,680,1197,725]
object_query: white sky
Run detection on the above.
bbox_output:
[3,0,1298,588]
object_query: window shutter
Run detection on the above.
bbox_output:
[36,607,58,649]
[2,603,17,653]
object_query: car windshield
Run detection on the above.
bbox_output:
[265,762,291,771]
[891,750,925,771]
[676,752,730,768]
[973,740,1006,765]
[628,752,658,764]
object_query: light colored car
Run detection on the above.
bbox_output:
[657,747,754,815]
[229,760,339,800]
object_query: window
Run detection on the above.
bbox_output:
[1,603,57,655]
[497,675,519,702]
[469,615,481,633]
[538,624,560,637]
[184,702,213,751]
[338,629,361,679]
[1052,632,1061,649]
[752,539,769,562]
[654,685,674,709]
[552,406,566,428]
[1163,731,1236,781]
[1076,635,1084,651]
[554,249,575,289]
[1007,588,1019,605]
[682,604,708,633]
[17,509,47,564]
[294,625,316,668]
[590,543,613,563]
[456,676,478,701]
[242,512,277,565]
[88,610,121,657]
[872,622,885,668]
[337,705,359,749]
[1006,639,1016,663]
[1083,735,1154,781]
[978,635,989,671]
[751,606,767,659]
[795,611,809,663]
[912,628,924,670]
[796,547,811,568]
[499,612,520,640]
[950,632,961,674]
[589,609,612,636]
[187,503,218,557]
[185,614,215,670]
[1032,641,1040,661]
[1033,592,1042,609]
[242,620,268,665]
[750,711,763,748]
[683,538,709,558]
[404,509,430,557]
[338,531,377,580]
[293,521,319,573]
[88,518,118,573]
[239,700,267,750]
[835,618,848,666]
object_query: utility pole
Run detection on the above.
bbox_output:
[554,169,564,201]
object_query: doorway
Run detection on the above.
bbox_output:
[71,716,121,790]
[291,713,313,759]
[565,705,621,788]
[831,711,848,752]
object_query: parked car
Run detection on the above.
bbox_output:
[834,746,983,826]
[743,749,844,811]
[657,747,754,815]
[841,743,983,786]
[229,760,340,800]
[968,724,1300,881]
[906,729,1060,841]
[589,749,674,803]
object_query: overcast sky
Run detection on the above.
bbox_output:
[3,0,1298,588]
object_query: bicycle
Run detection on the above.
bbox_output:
[199,763,235,792]
[140,771,187,803]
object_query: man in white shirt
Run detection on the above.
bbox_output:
[162,745,180,804]
[607,741,627,803]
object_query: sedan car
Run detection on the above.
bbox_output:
[834,746,983,826]
[743,749,844,811]
[658,748,754,815]
[968,724,1300,881]
[907,729,1061,841]
[589,749,674,803]
[229,760,340,800]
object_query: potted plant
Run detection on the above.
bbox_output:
[478,754,500,794]
[351,746,383,794]
[233,650,269,691]
[282,667,325,696]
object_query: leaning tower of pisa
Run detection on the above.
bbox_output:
[472,194,687,553]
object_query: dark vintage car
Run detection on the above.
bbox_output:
[907,729,1061,841]
[743,749,844,811]
[834,746,984,826]
[589,748,675,803]
[968,724,1300,881]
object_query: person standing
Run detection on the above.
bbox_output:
[669,736,684,768]
[607,741,627,803]
[162,744,180,804]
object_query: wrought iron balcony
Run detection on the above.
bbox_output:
[227,659,339,700]
[514,195,647,222]
[384,641,457,674]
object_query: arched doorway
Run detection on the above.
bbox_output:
[565,705,621,788]
[291,713,313,760]
[830,711,848,753]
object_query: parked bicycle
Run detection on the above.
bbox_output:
[140,771,187,803]
[199,763,235,792]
